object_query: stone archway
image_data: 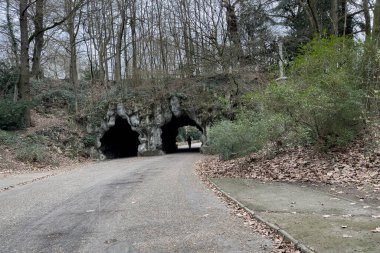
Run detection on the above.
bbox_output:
[161,114,203,153]
[99,117,140,159]
[96,99,212,158]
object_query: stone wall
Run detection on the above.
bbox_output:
[96,96,208,157]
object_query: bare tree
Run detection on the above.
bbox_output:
[18,0,32,126]
[31,0,44,79]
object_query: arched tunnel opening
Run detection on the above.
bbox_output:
[161,115,203,154]
[100,117,140,159]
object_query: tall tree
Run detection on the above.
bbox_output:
[19,0,32,126]
[363,0,371,38]
[6,0,19,101]
[374,0,380,41]
[31,0,45,79]
[222,0,243,65]
[114,0,128,82]
[5,0,18,66]
[17,0,86,126]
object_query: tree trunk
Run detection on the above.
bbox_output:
[299,0,321,34]
[340,0,347,36]
[19,0,32,127]
[331,0,338,35]
[114,0,127,82]
[374,0,380,41]
[6,0,19,101]
[6,0,19,66]
[31,0,45,79]
[65,0,80,113]
[222,0,242,64]
[130,0,138,81]
[363,0,371,38]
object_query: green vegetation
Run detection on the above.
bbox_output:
[15,143,49,164]
[0,100,30,130]
[0,130,51,164]
[0,61,18,98]
[207,37,369,160]
[176,126,202,142]
[81,133,97,148]
[0,129,16,146]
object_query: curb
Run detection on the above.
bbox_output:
[209,180,316,253]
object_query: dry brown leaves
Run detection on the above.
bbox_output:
[198,143,380,190]
[196,133,380,252]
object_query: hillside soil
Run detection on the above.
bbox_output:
[0,110,91,174]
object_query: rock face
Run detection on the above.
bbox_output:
[96,96,208,158]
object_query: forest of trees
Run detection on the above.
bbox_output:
[0,1,375,85]
[0,0,380,137]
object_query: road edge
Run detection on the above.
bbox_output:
[208,179,316,253]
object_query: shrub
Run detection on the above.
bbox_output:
[36,89,76,112]
[177,126,202,142]
[82,133,97,147]
[206,112,290,160]
[0,99,30,130]
[0,130,16,146]
[261,37,364,148]
[207,37,365,159]
[0,62,18,98]
[16,143,48,164]
[207,120,259,160]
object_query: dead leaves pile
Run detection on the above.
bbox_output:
[197,131,380,253]
[198,144,380,189]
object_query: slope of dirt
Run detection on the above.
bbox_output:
[0,110,92,174]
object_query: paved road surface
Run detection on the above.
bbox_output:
[0,154,272,253]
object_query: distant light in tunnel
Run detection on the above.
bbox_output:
[161,115,202,154]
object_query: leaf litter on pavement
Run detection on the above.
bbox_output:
[196,167,303,253]
[196,132,380,253]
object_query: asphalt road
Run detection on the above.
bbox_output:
[0,153,272,253]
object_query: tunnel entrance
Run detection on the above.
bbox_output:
[161,115,203,153]
[100,117,140,159]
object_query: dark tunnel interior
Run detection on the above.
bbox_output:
[100,117,140,159]
[161,115,203,154]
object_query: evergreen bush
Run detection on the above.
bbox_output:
[0,62,18,98]
[0,100,29,130]
[16,143,48,164]
[263,37,364,148]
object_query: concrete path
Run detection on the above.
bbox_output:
[211,178,380,253]
[0,154,272,253]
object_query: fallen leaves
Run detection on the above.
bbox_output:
[196,129,380,252]
[197,140,380,205]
